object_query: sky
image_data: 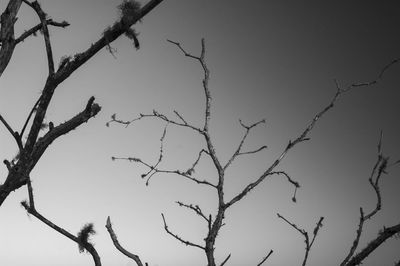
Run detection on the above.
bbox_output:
[0,1,400,265]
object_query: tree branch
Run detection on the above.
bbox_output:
[176,201,210,224]
[161,213,205,250]
[256,249,273,266]
[54,0,165,83]
[29,96,101,169]
[224,119,266,170]
[225,170,299,209]
[277,213,324,266]
[340,132,398,266]
[0,0,23,76]
[167,39,224,184]
[21,177,101,266]
[0,114,22,150]
[23,1,55,75]
[107,110,203,133]
[105,216,147,266]
[344,223,400,266]
[220,253,231,266]
[15,19,69,44]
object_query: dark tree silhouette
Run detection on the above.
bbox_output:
[109,39,400,266]
[0,0,164,265]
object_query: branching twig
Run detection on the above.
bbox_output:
[105,216,147,266]
[340,132,398,266]
[161,213,205,250]
[23,0,55,75]
[277,213,324,266]
[224,119,266,170]
[107,110,202,133]
[30,97,101,166]
[225,169,300,209]
[176,201,210,223]
[185,149,210,176]
[15,19,69,44]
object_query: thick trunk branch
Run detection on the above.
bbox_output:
[0,0,22,76]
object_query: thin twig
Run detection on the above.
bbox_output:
[161,213,205,250]
[224,119,266,170]
[257,249,273,266]
[220,253,231,266]
[0,114,22,150]
[176,201,209,223]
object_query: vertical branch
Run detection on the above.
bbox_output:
[23,1,55,74]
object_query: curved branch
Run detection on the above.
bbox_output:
[106,217,147,266]
[344,223,400,266]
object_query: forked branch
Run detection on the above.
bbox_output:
[340,132,400,266]
[277,213,324,266]
[161,213,205,250]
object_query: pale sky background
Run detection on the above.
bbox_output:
[0,1,400,266]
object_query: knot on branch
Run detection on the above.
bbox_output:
[84,96,101,116]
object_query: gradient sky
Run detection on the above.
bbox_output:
[0,1,400,266]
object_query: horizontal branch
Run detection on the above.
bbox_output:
[112,156,217,188]
[107,110,203,133]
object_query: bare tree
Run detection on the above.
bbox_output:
[109,39,400,265]
[1,0,164,265]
